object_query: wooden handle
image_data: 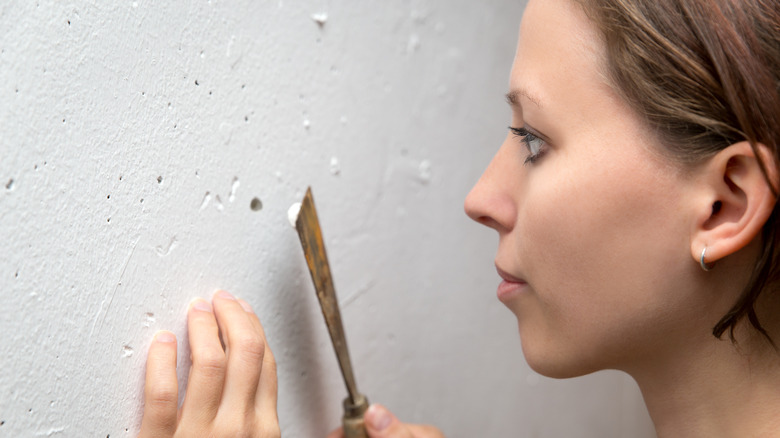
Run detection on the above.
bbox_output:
[342,394,369,438]
[343,416,369,438]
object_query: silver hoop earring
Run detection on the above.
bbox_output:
[700,247,714,271]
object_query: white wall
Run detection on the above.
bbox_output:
[0,1,655,436]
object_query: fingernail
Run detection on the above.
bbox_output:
[366,404,392,431]
[155,331,176,343]
[191,298,212,312]
[237,299,254,313]
[215,290,236,300]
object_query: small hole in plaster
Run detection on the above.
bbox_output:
[107,218,111,223]
[119,175,123,181]
[208,90,212,95]
[15,271,19,278]
[250,197,263,211]
[67,20,70,25]
[28,408,32,413]
[0,420,4,426]
[241,84,246,89]
[62,119,65,123]
[107,194,110,199]
[5,179,14,190]
[194,79,199,86]
[157,176,163,184]
[244,115,249,122]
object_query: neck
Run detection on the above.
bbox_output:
[630,327,780,438]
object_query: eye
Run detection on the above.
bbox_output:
[509,126,547,164]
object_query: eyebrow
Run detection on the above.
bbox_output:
[505,88,543,108]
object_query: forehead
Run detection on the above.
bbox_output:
[510,0,610,110]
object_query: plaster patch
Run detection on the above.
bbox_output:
[329,157,340,176]
[287,202,302,228]
[311,12,328,26]
[34,427,64,436]
[229,177,240,202]
[200,192,212,209]
[418,160,432,184]
[155,236,178,257]
[407,34,421,53]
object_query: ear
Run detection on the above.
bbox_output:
[691,141,778,266]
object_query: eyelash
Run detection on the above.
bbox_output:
[509,126,547,164]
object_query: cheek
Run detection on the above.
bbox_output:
[513,155,693,371]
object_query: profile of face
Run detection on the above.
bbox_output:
[464,0,732,378]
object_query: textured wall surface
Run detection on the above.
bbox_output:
[0,1,655,437]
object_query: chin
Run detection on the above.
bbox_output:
[519,331,605,379]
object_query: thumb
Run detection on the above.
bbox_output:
[364,404,413,438]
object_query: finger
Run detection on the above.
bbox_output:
[178,298,226,425]
[325,426,344,438]
[212,290,265,414]
[407,424,446,438]
[364,404,414,438]
[237,298,278,416]
[138,331,179,438]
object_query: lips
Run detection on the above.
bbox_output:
[495,264,528,302]
[496,265,526,284]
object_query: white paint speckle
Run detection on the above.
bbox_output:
[418,159,432,184]
[407,34,421,53]
[303,118,311,129]
[155,236,178,257]
[340,115,348,124]
[311,12,328,26]
[288,202,302,228]
[200,191,212,209]
[229,177,240,202]
[330,157,341,176]
[132,1,138,8]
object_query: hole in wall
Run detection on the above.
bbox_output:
[157,176,163,184]
[250,197,263,211]
[194,79,199,86]
[5,179,13,190]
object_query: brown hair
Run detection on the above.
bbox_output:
[577,0,780,342]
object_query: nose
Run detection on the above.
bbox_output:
[464,137,518,234]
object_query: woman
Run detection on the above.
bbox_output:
[137,0,780,436]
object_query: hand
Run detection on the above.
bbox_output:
[138,290,280,437]
[326,404,444,438]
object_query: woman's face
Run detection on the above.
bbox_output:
[465,0,713,377]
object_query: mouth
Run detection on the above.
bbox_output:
[495,264,528,302]
[496,265,526,283]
